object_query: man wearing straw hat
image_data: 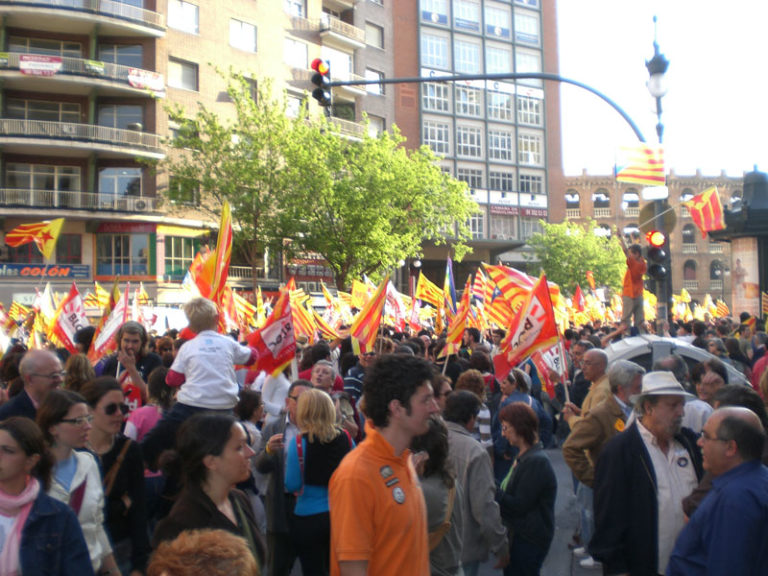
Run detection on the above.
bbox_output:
[590,371,703,576]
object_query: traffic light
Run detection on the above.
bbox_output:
[310,58,332,108]
[645,229,669,280]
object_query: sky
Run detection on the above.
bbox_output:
[556,1,768,177]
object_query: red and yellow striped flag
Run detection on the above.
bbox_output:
[615,144,665,186]
[440,276,472,357]
[415,272,443,308]
[483,264,535,313]
[762,292,768,318]
[350,275,389,355]
[5,218,65,259]
[684,187,725,238]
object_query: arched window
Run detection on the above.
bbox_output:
[682,224,697,244]
[622,189,639,215]
[623,223,639,242]
[681,188,694,218]
[593,224,611,238]
[684,260,697,281]
[565,189,580,217]
[710,260,724,280]
[592,188,610,218]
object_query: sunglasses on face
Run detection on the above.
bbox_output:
[104,402,129,416]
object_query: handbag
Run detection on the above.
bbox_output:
[427,484,456,551]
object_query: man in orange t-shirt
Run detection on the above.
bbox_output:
[620,237,647,333]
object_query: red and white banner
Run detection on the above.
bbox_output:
[51,283,88,354]
[20,54,62,77]
[247,292,295,376]
[128,68,166,98]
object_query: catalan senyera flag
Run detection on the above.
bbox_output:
[247,290,295,376]
[493,274,559,382]
[716,299,730,319]
[440,276,472,358]
[313,308,340,341]
[483,263,535,312]
[683,186,726,238]
[5,218,65,259]
[415,272,443,308]
[472,269,487,307]
[615,144,665,186]
[350,275,389,355]
[762,292,768,318]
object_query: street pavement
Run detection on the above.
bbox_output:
[478,447,599,576]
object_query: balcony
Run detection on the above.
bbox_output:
[683,280,699,291]
[681,243,698,254]
[624,206,639,217]
[0,0,165,37]
[593,207,611,218]
[709,243,724,254]
[565,208,580,218]
[334,72,367,99]
[318,15,365,49]
[0,53,164,97]
[332,117,365,139]
[0,188,161,212]
[710,279,723,291]
[0,119,164,159]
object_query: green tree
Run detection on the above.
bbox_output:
[526,220,625,293]
[161,73,477,289]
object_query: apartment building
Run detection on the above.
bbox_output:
[554,170,740,307]
[0,0,394,304]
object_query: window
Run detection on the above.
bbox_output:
[368,115,385,137]
[521,217,542,239]
[99,167,142,199]
[8,36,81,57]
[168,177,200,205]
[284,38,307,68]
[469,213,484,239]
[423,121,450,155]
[454,39,480,74]
[9,244,42,264]
[484,6,510,38]
[284,0,306,17]
[517,95,542,125]
[421,34,449,69]
[168,57,198,91]
[515,49,542,86]
[98,44,143,68]
[682,224,697,245]
[456,125,482,158]
[485,45,511,74]
[6,163,81,207]
[168,0,199,34]
[230,19,257,53]
[365,22,384,48]
[489,170,514,192]
[514,11,540,45]
[488,129,513,161]
[518,133,543,165]
[519,173,543,195]
[7,99,80,123]
[490,214,517,239]
[457,168,483,189]
[514,0,540,7]
[365,69,385,94]
[421,0,448,24]
[454,0,480,32]
[56,234,82,264]
[422,82,450,112]
[165,236,197,279]
[487,91,513,121]
[455,86,481,116]
[97,105,142,129]
[286,94,303,118]
[322,46,353,80]
[97,234,149,276]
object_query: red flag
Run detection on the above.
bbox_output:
[493,274,559,382]
[586,270,595,291]
[51,283,88,354]
[350,275,389,355]
[247,291,296,376]
[88,281,129,363]
[683,187,725,238]
[573,285,585,312]
[5,218,65,259]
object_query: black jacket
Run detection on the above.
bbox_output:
[590,423,703,576]
[0,389,37,421]
[254,414,295,534]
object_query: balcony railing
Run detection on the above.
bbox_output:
[683,280,699,291]
[0,119,163,155]
[624,206,639,217]
[229,265,270,280]
[593,207,611,218]
[681,244,698,254]
[565,208,580,218]
[710,279,723,291]
[319,15,365,45]
[332,117,365,139]
[3,0,165,30]
[0,188,160,212]
[1,53,164,96]
[709,243,724,253]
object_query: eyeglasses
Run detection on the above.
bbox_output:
[60,415,93,427]
[31,371,66,380]
[104,402,129,416]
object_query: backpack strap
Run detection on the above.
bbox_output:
[294,433,304,496]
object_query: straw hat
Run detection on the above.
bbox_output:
[629,371,696,404]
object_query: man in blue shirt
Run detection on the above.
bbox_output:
[667,406,768,576]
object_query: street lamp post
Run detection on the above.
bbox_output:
[646,16,671,328]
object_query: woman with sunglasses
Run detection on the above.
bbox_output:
[0,416,93,575]
[37,389,119,575]
[81,377,150,576]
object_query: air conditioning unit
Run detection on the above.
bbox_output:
[135,199,148,211]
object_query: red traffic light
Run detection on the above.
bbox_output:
[646,230,666,247]
[311,58,329,75]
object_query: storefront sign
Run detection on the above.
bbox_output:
[490,205,520,216]
[521,207,548,217]
[97,222,155,234]
[0,264,90,279]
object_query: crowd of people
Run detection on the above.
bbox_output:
[0,294,765,576]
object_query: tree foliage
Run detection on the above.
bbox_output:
[162,73,477,289]
[526,220,625,293]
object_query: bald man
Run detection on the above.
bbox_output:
[0,349,64,420]
[668,407,768,576]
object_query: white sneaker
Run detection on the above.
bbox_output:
[572,546,587,556]
[579,556,601,569]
